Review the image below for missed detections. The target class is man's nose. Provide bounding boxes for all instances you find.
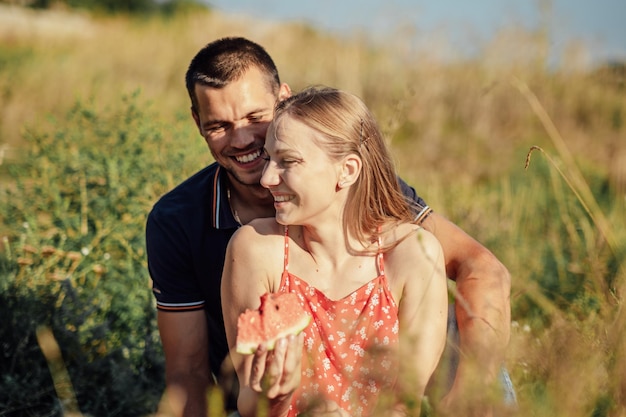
[229,122,254,148]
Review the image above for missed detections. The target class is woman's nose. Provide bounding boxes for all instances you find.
[260,161,279,188]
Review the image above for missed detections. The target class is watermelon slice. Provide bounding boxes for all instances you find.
[236,292,311,355]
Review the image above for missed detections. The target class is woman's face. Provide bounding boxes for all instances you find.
[261,115,343,226]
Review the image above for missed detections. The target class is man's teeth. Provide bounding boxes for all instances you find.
[275,195,294,202]
[235,150,261,163]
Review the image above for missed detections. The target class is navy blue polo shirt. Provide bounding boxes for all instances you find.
[146,163,239,376]
[146,161,431,378]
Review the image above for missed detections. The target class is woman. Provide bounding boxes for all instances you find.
[221,86,448,417]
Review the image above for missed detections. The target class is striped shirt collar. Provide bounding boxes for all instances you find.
[211,165,240,229]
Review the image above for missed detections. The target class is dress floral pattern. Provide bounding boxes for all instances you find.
[279,227,400,417]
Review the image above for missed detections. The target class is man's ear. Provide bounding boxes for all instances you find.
[191,107,202,134]
[278,83,292,101]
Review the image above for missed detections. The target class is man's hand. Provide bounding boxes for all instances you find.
[437,361,509,417]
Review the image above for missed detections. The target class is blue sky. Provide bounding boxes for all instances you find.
[203,0,626,66]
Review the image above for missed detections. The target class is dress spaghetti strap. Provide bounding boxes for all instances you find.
[283,225,290,272]
[376,234,385,277]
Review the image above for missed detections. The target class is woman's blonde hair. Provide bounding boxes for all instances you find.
[273,86,417,252]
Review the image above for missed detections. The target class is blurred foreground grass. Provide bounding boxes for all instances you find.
[0,3,625,416]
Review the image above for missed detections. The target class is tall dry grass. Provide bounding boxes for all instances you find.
[1,3,625,416]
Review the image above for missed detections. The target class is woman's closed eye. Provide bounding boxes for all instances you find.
[279,159,299,166]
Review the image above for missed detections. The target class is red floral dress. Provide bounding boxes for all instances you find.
[279,226,400,417]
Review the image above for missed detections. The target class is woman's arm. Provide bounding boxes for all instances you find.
[395,228,448,416]
[221,224,267,416]
[221,223,301,417]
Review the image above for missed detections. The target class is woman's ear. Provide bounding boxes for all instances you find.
[338,154,362,188]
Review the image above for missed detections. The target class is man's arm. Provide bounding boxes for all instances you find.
[158,310,211,417]
[421,212,511,413]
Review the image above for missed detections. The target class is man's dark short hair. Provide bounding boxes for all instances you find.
[185,37,281,113]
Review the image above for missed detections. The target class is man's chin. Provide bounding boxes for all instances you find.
[226,169,263,188]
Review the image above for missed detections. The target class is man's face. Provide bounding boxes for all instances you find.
[193,67,284,186]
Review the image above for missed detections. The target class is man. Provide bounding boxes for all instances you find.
[146,37,511,417]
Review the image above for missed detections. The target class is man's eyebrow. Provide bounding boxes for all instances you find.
[202,119,225,128]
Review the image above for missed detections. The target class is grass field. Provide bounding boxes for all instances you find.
[1,3,625,416]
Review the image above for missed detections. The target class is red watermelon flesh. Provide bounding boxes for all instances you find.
[236,292,311,355]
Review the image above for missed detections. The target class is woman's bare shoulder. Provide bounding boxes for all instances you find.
[388,222,439,249]
[231,218,283,241]
[225,219,285,287]
[385,223,443,269]
[229,217,284,255]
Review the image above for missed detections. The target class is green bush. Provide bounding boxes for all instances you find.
[0,93,191,416]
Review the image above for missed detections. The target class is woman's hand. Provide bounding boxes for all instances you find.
[249,333,304,399]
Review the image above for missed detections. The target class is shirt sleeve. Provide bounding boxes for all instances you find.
[397,177,433,225]
[146,206,205,312]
